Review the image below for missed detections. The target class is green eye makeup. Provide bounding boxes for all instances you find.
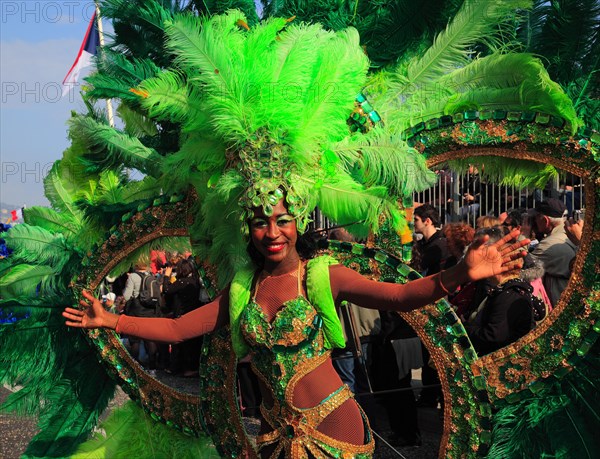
[250,218,268,228]
[276,216,294,226]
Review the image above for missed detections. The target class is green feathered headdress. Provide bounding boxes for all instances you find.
[132,10,436,283]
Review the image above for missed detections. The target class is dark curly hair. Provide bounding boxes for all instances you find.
[175,259,195,278]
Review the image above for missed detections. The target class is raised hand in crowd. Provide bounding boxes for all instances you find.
[564,218,583,247]
[457,228,528,284]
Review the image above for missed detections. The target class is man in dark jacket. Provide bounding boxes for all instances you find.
[412,204,448,408]
[413,204,449,275]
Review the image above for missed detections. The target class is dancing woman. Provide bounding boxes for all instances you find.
[64,196,526,458]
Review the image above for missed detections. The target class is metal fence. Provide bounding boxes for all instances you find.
[310,169,585,231]
[413,169,585,226]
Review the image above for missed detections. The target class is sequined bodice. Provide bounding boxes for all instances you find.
[240,294,328,402]
[235,261,375,458]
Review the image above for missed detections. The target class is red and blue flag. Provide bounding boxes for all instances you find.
[62,12,100,96]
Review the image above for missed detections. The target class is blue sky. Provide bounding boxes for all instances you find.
[0,1,263,214]
[1,1,107,209]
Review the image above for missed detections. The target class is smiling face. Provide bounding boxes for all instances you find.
[249,199,299,270]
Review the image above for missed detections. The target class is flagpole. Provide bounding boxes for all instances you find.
[95,2,115,128]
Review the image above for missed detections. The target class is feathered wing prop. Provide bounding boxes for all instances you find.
[0,140,123,457]
[0,222,117,458]
[360,0,582,188]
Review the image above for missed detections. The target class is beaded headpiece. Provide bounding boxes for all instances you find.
[235,128,310,231]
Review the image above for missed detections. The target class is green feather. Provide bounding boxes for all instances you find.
[158,134,228,195]
[448,157,558,189]
[0,264,56,297]
[305,170,403,238]
[70,116,163,176]
[73,401,219,459]
[117,103,159,137]
[43,162,85,219]
[0,293,111,452]
[137,70,208,130]
[164,12,250,141]
[399,0,531,93]
[3,224,74,270]
[288,27,369,155]
[95,48,161,82]
[23,371,115,458]
[23,206,82,239]
[1,319,117,458]
[86,72,145,102]
[328,128,437,197]
[120,176,163,203]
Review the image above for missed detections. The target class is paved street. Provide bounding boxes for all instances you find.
[1,376,441,459]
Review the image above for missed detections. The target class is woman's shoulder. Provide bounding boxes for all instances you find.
[307,254,339,267]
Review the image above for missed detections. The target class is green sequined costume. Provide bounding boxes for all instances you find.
[233,256,375,458]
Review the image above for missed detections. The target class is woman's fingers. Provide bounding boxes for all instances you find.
[501,250,528,265]
[499,240,529,256]
[499,259,524,273]
[64,307,83,316]
[494,229,528,252]
[82,289,97,303]
[79,299,91,308]
[62,308,85,327]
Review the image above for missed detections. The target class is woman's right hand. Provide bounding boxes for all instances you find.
[63,290,120,330]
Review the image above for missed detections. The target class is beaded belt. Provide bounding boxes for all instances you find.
[256,384,374,458]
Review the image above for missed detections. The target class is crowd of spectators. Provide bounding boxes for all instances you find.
[412,199,580,356]
[98,250,208,377]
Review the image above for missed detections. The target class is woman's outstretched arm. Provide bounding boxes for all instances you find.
[330,228,528,312]
[63,288,229,343]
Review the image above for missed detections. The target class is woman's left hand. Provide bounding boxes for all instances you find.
[461,228,529,283]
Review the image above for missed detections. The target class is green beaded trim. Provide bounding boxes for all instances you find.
[74,196,207,438]
[347,92,383,133]
[402,111,598,170]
